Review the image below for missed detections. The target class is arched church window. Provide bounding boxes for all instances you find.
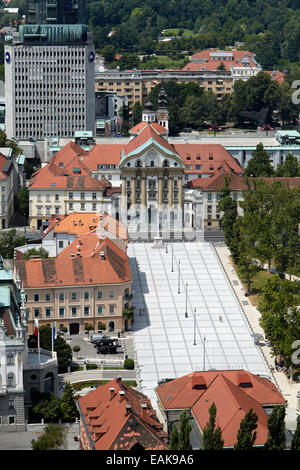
[135,160,141,167]
[162,160,169,167]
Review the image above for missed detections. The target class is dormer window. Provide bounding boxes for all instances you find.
[73,168,81,174]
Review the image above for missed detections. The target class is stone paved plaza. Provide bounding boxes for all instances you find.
[128,241,271,407]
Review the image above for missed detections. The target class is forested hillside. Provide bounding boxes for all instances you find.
[86,0,300,69]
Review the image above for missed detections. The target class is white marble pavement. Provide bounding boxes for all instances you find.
[128,241,270,408]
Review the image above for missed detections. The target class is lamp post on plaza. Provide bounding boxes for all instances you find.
[178,260,181,294]
[185,282,188,318]
[165,243,168,253]
[193,308,196,345]
[171,239,174,272]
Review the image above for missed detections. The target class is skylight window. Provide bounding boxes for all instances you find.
[50,183,56,187]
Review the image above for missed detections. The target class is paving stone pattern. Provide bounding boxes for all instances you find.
[128,241,270,408]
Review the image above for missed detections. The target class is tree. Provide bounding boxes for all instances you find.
[101,44,116,64]
[132,101,142,126]
[39,326,72,373]
[168,424,179,450]
[31,423,67,450]
[0,229,26,259]
[177,410,192,450]
[218,175,239,249]
[291,415,300,450]
[234,408,258,450]
[275,153,300,177]
[84,323,93,338]
[60,382,78,422]
[264,405,286,450]
[32,393,62,422]
[202,402,224,450]
[23,247,49,260]
[244,143,274,177]
[16,187,29,219]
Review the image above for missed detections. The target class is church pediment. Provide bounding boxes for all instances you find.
[120,139,184,169]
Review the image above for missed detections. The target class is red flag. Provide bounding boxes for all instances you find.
[34,318,39,348]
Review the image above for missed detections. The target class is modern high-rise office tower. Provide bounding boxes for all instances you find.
[5,0,95,140]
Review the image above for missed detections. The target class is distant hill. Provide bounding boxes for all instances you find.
[86,0,300,68]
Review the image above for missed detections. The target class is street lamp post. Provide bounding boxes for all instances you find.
[171,240,174,272]
[185,282,188,318]
[203,336,206,371]
[193,308,196,345]
[178,260,181,294]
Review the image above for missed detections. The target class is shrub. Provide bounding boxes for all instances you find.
[86,363,98,370]
[124,358,134,370]
[72,345,80,352]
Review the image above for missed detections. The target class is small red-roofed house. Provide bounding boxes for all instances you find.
[156,370,286,449]
[77,377,168,450]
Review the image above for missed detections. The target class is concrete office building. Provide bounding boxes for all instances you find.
[5,0,95,141]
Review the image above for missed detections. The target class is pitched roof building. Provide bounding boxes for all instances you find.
[156,370,286,449]
[78,376,168,450]
[14,236,133,335]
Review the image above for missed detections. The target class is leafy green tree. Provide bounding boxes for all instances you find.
[177,410,192,450]
[101,44,116,64]
[264,405,286,450]
[16,187,29,219]
[202,402,224,450]
[0,229,26,259]
[168,424,179,450]
[244,143,274,177]
[23,247,49,260]
[291,415,300,450]
[39,326,72,373]
[61,382,78,422]
[32,393,62,422]
[275,153,300,177]
[234,408,258,450]
[31,424,67,450]
[132,101,142,126]
[218,176,239,250]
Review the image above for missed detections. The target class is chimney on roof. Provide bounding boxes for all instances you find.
[100,251,105,261]
[55,218,60,224]
[76,252,81,257]
[70,253,75,259]
[116,376,122,383]
[191,374,207,390]
[119,390,125,402]
[125,405,132,416]
[109,387,115,400]
[141,403,148,421]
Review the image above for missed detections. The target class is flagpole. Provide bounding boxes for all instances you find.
[38,328,40,364]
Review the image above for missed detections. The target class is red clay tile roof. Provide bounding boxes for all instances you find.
[52,212,128,242]
[78,378,167,450]
[0,153,9,179]
[123,123,177,157]
[264,71,285,84]
[156,370,286,448]
[174,144,243,176]
[29,158,109,191]
[129,122,168,136]
[183,50,259,72]
[84,144,124,168]
[188,161,247,190]
[15,237,131,288]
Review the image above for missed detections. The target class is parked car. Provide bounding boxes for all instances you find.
[91,334,106,343]
[97,344,117,354]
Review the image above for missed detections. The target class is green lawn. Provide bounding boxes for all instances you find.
[162,28,194,37]
[72,380,137,391]
[230,258,275,306]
